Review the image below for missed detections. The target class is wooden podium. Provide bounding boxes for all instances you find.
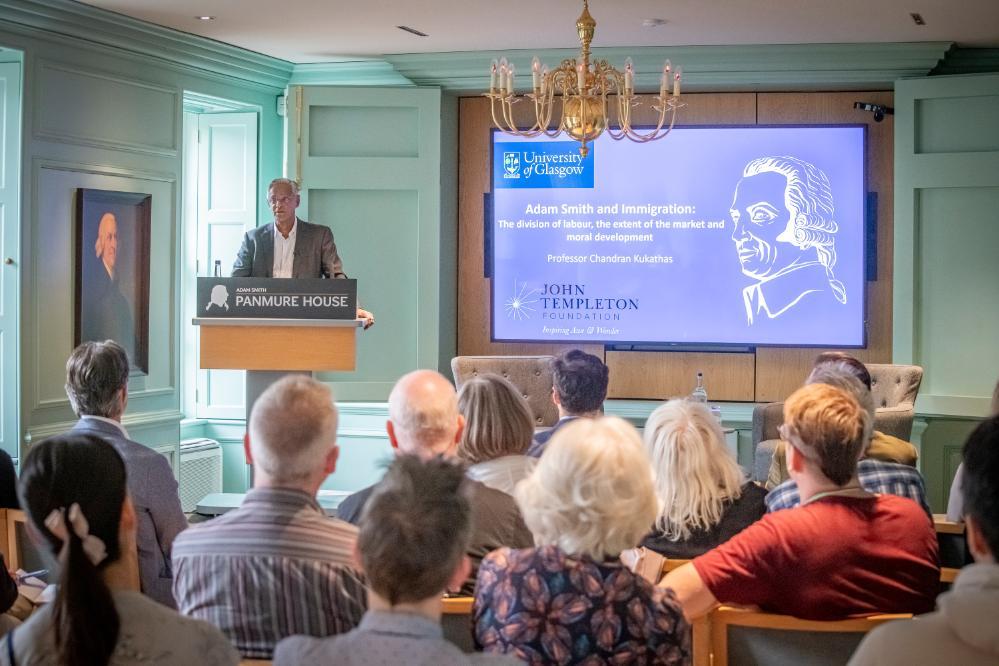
[194,276,361,422]
[194,317,361,371]
[193,317,363,422]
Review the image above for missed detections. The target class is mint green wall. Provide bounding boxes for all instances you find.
[895,72,999,512]
[291,85,444,400]
[438,92,460,373]
[0,1,288,462]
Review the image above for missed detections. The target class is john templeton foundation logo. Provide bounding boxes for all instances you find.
[505,281,639,322]
[504,280,540,320]
[503,152,521,179]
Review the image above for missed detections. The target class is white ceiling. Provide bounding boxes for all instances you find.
[79,0,999,64]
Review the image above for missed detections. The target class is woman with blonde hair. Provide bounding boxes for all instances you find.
[641,399,766,559]
[456,373,536,495]
[473,417,689,664]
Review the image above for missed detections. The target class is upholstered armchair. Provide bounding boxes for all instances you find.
[750,364,924,483]
[752,403,785,483]
[866,363,924,441]
[450,355,558,428]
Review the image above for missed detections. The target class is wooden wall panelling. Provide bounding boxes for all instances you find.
[606,351,756,401]
[753,92,894,401]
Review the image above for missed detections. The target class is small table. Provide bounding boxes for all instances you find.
[194,490,352,518]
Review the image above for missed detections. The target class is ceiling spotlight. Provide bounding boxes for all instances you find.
[642,18,668,28]
[195,15,216,21]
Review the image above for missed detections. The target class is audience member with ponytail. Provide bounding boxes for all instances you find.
[0,434,237,666]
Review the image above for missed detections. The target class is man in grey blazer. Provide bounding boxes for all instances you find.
[65,340,187,608]
[232,177,374,328]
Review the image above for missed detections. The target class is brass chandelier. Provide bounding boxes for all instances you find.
[486,0,682,157]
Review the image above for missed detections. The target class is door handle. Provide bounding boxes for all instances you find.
[4,258,12,265]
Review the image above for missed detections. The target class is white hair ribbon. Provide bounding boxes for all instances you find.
[43,503,108,566]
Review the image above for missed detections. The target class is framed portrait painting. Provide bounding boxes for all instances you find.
[74,188,151,374]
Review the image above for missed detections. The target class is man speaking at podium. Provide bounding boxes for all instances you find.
[232,177,375,329]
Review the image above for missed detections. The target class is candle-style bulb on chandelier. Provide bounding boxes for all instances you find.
[486,0,683,157]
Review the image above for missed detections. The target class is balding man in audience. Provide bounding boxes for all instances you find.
[172,376,366,659]
[337,370,533,594]
[850,415,999,665]
[661,382,939,621]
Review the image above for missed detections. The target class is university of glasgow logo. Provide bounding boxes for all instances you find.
[503,152,521,179]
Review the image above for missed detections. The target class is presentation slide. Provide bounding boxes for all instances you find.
[491,126,867,347]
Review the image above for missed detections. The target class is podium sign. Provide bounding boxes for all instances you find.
[196,277,356,320]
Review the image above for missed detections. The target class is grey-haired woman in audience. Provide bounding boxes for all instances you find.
[0,434,237,666]
[473,417,689,664]
[640,400,766,559]
[457,374,536,496]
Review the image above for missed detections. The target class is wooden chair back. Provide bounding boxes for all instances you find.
[4,509,45,572]
[661,558,691,575]
[704,607,911,666]
[441,596,475,653]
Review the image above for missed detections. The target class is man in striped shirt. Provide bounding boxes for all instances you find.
[172,376,365,658]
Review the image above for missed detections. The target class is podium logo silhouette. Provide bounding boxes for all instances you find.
[206,284,230,311]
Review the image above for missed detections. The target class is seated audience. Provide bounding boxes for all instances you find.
[65,340,186,608]
[457,373,536,495]
[275,456,516,665]
[337,370,532,594]
[475,417,690,664]
[661,383,939,621]
[527,349,609,457]
[641,400,766,559]
[766,364,931,516]
[172,376,365,658]
[946,378,999,521]
[2,434,237,665]
[850,415,999,665]
[767,351,918,488]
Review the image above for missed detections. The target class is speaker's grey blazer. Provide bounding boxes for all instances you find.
[231,219,346,279]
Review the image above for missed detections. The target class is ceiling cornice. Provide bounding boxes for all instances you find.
[386,43,954,92]
[288,61,413,87]
[933,47,999,75]
[0,0,294,90]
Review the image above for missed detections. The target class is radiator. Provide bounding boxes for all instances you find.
[178,438,222,513]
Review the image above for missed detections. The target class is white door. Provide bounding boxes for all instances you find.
[195,112,258,419]
[0,62,21,464]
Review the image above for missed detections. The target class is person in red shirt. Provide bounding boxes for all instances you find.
[660,382,939,621]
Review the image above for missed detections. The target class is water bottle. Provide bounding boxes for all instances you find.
[691,371,708,404]
[213,259,222,277]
